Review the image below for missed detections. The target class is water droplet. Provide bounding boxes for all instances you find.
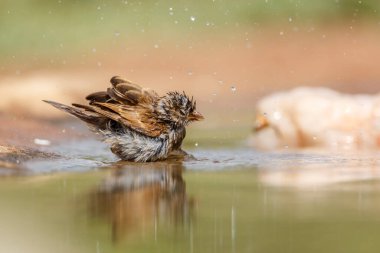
[114,31,121,37]
[288,17,292,22]
[154,44,159,49]
[97,61,102,67]
[190,16,196,22]
[188,71,193,75]
[169,7,173,11]
[34,138,51,146]
[194,142,199,147]
[279,31,284,36]
[230,86,237,93]
[97,6,101,10]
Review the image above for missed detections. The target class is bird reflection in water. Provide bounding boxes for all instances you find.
[88,160,194,243]
[258,154,380,188]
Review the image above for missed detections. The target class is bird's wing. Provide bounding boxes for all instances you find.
[80,76,167,137]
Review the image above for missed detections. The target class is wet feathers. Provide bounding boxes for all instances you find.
[44,76,203,162]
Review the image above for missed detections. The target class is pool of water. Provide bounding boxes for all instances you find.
[1,139,380,253]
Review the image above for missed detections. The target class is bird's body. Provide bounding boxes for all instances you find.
[250,87,380,150]
[102,123,186,162]
[44,76,203,162]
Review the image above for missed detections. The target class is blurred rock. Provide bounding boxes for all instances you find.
[250,87,380,150]
[0,145,59,172]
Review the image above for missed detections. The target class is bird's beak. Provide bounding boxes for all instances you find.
[188,111,204,121]
[254,114,269,132]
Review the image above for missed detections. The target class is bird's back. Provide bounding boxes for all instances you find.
[44,76,174,161]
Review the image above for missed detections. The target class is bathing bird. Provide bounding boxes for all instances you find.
[44,76,204,162]
[250,87,380,150]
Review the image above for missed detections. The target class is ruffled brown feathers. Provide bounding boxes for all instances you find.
[45,76,168,137]
[43,76,204,162]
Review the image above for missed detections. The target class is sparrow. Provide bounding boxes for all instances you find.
[44,76,204,162]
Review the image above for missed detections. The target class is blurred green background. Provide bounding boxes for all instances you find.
[1,0,380,59]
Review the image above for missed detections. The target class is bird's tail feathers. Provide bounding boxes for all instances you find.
[43,100,100,125]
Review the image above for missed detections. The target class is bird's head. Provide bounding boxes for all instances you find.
[156,92,204,128]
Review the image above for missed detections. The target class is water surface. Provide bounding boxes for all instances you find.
[1,139,380,253]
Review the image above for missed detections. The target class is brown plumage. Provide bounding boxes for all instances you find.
[44,76,204,162]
